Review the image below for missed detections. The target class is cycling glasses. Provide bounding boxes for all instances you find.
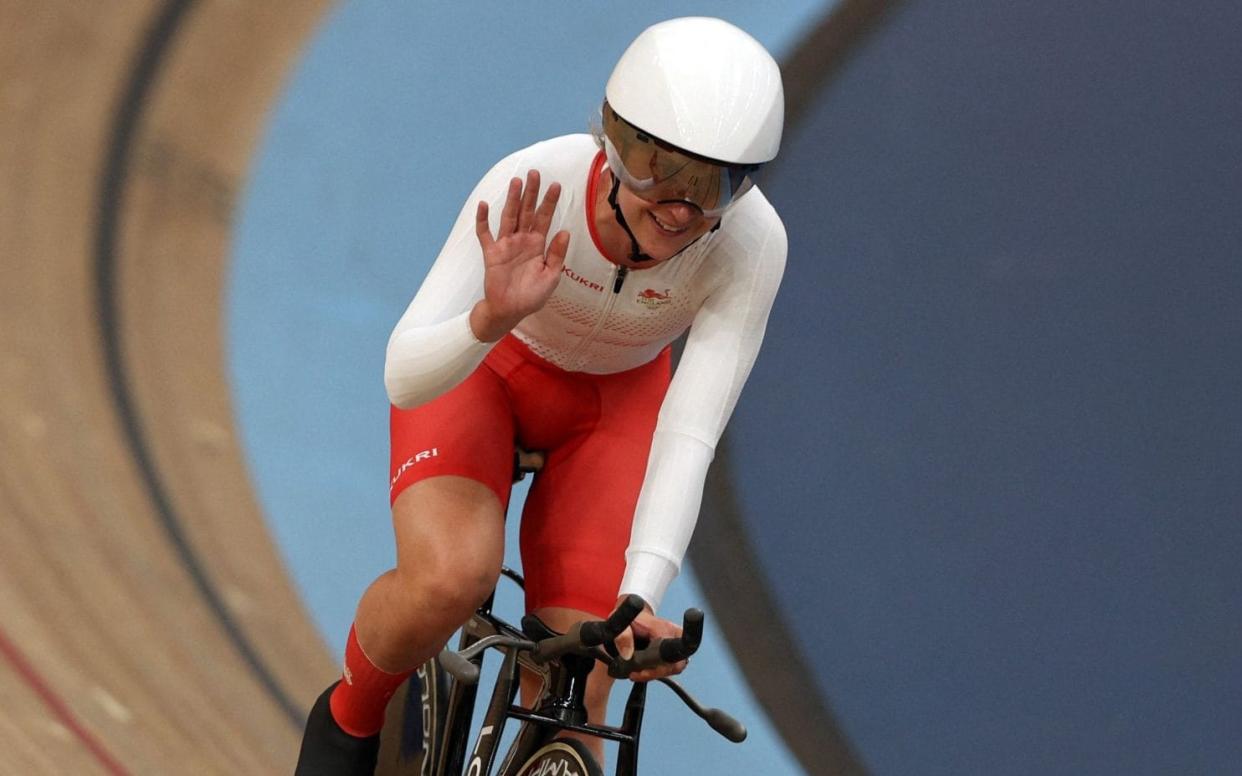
[601,102,760,218]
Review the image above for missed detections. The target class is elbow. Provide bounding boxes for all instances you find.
[387,389,415,411]
[384,361,419,409]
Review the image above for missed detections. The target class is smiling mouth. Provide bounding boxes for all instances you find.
[648,211,690,236]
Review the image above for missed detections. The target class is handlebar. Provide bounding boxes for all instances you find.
[435,596,746,742]
[528,594,646,664]
[606,607,703,678]
[435,646,480,685]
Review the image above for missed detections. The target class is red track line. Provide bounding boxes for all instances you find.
[0,625,131,776]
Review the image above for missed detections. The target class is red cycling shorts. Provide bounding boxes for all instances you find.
[389,334,671,618]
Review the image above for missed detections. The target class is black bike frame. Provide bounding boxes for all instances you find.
[429,584,652,775]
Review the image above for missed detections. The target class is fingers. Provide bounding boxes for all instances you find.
[498,175,522,236]
[544,230,570,272]
[616,626,635,660]
[616,611,691,681]
[480,171,564,261]
[630,659,688,683]
[519,170,540,231]
[632,611,681,642]
[533,181,561,235]
[498,171,560,235]
[474,201,494,250]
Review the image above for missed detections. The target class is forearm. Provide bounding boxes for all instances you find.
[384,310,493,408]
[617,245,783,608]
[619,429,715,612]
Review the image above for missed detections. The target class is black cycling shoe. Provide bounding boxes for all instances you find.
[294,681,381,776]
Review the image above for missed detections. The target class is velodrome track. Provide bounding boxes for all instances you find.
[1,2,334,771]
[1,2,892,773]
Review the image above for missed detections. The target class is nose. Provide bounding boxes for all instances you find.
[656,201,700,224]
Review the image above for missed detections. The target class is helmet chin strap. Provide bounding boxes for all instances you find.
[605,173,718,265]
[606,173,658,264]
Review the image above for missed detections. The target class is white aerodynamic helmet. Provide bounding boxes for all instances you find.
[605,16,785,166]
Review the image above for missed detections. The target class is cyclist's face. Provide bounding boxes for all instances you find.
[612,173,720,262]
[602,103,756,218]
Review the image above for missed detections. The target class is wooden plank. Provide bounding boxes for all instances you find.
[110,0,339,719]
[1,1,336,771]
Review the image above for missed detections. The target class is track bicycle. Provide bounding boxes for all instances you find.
[374,452,747,775]
[377,579,746,776]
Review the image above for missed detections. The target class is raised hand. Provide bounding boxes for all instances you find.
[469,170,570,342]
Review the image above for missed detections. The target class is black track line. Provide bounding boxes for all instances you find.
[93,0,303,729]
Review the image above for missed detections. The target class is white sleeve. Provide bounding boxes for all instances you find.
[384,151,529,409]
[619,214,788,612]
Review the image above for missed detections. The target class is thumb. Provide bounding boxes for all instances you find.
[545,230,570,271]
[615,625,635,660]
[628,615,655,642]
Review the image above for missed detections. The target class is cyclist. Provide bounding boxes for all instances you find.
[297,16,787,775]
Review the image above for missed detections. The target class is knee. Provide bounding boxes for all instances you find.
[424,555,500,616]
[386,476,506,628]
[397,550,499,624]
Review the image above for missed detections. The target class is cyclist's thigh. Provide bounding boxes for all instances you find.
[389,361,515,574]
[391,478,506,584]
[519,349,672,618]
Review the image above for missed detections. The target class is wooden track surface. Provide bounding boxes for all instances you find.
[2,1,337,772]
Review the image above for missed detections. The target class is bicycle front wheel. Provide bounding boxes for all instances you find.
[375,657,449,776]
[510,739,603,776]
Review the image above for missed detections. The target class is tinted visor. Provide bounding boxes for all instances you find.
[602,102,759,218]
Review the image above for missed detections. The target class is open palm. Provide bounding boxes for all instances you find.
[472,170,569,341]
